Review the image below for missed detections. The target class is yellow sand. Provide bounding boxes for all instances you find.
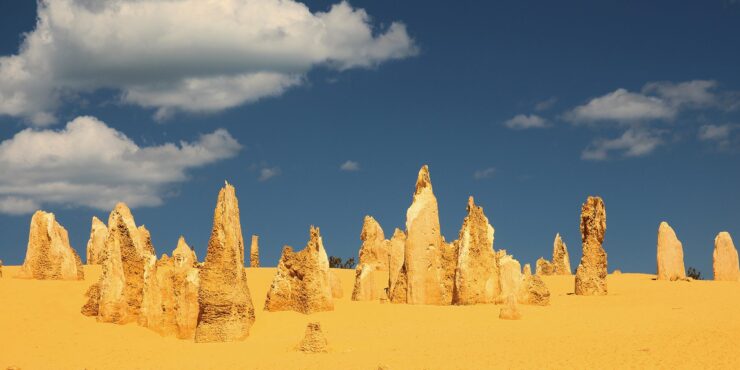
[1,266,739,369]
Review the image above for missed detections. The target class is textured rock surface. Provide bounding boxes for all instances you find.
[499,294,522,320]
[656,222,686,281]
[575,196,608,295]
[552,233,572,275]
[518,269,550,306]
[86,217,108,265]
[264,226,334,314]
[358,216,390,270]
[402,165,445,305]
[155,237,200,339]
[351,263,377,301]
[452,197,499,305]
[536,258,554,276]
[522,264,532,276]
[387,228,406,299]
[195,183,255,342]
[296,322,328,353]
[83,203,156,324]
[18,210,84,280]
[250,234,260,268]
[713,232,739,281]
[440,238,459,305]
[497,252,522,301]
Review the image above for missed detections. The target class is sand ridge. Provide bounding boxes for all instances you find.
[2,265,740,369]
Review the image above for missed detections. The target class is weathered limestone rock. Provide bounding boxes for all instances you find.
[250,234,260,268]
[358,216,390,270]
[329,270,343,298]
[401,165,445,305]
[552,233,572,275]
[574,196,608,295]
[713,232,739,281]
[296,322,328,353]
[195,182,256,342]
[18,210,84,280]
[536,234,571,276]
[498,294,522,320]
[84,203,156,324]
[264,226,334,314]
[440,238,459,305]
[497,251,522,301]
[86,217,108,265]
[452,197,499,305]
[387,228,406,299]
[155,237,200,339]
[518,268,550,306]
[656,222,686,281]
[522,264,532,276]
[536,257,554,275]
[351,263,377,301]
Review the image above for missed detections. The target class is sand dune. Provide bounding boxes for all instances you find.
[1,265,740,369]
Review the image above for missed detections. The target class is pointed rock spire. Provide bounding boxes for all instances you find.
[552,233,572,275]
[713,232,739,281]
[18,210,84,280]
[575,196,608,295]
[452,196,499,305]
[86,216,108,265]
[387,228,406,299]
[250,234,260,268]
[195,183,255,342]
[656,222,686,281]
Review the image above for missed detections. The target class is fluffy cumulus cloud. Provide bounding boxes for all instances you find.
[0,115,241,214]
[581,128,663,161]
[339,160,360,171]
[504,114,549,130]
[566,80,718,124]
[0,0,417,124]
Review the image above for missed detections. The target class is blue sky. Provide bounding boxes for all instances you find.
[0,0,738,278]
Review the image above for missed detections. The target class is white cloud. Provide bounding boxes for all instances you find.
[340,160,360,171]
[473,167,496,180]
[581,128,663,160]
[0,115,241,214]
[698,124,733,142]
[0,0,417,124]
[566,80,718,124]
[258,167,281,181]
[535,97,557,111]
[504,114,549,130]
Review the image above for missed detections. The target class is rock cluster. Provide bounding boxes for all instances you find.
[250,234,260,268]
[82,203,200,339]
[574,196,608,295]
[18,210,84,280]
[351,216,392,301]
[296,322,329,353]
[385,166,549,307]
[195,182,255,342]
[536,234,571,276]
[264,226,334,314]
[656,222,686,281]
[518,267,550,305]
[713,232,739,281]
[86,216,108,265]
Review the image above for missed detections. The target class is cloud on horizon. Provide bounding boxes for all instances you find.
[0,0,418,124]
[581,128,663,161]
[0,116,241,214]
[340,160,360,171]
[504,114,549,130]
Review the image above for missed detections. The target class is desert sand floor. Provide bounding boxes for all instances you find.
[1,266,740,370]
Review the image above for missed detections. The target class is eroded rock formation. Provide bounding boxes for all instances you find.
[536,234,571,276]
[351,263,378,301]
[452,197,499,305]
[250,234,260,268]
[18,210,84,280]
[195,182,255,342]
[397,165,445,305]
[86,216,108,265]
[574,196,608,295]
[536,257,553,275]
[387,228,406,299]
[518,268,550,306]
[656,222,686,281]
[497,251,522,301]
[329,270,343,298]
[296,322,328,353]
[264,226,334,314]
[358,216,390,270]
[713,232,739,281]
[498,294,522,320]
[155,237,200,339]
